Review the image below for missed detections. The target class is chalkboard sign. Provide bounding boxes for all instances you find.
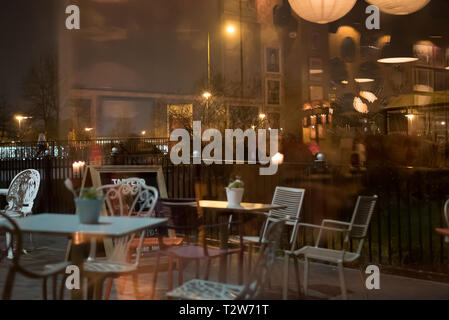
[89,165,168,198]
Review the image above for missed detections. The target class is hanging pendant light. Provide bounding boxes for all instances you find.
[366,0,430,15]
[377,37,418,64]
[288,0,357,24]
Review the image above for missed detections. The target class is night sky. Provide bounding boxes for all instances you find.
[1,0,449,109]
[0,0,57,109]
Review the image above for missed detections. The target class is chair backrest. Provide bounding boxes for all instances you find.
[261,187,305,249]
[348,195,378,240]
[237,220,284,300]
[0,211,45,282]
[98,182,158,217]
[346,195,377,256]
[160,198,202,243]
[6,169,40,216]
[96,181,158,265]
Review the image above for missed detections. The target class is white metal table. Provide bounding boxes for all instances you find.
[7,213,168,300]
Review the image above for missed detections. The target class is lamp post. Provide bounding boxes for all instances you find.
[225,0,244,98]
[239,0,244,98]
[15,115,32,140]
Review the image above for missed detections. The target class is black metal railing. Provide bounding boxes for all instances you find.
[1,154,449,276]
[0,137,169,160]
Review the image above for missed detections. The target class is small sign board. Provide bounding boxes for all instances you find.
[89,165,168,198]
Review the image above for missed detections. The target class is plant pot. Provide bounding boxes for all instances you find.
[226,188,244,206]
[75,198,103,224]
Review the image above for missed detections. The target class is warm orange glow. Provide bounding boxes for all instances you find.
[378,57,419,64]
[259,113,266,120]
[405,114,415,120]
[226,24,236,35]
[341,80,349,85]
[360,91,378,103]
[271,152,284,165]
[141,131,147,136]
[353,97,369,114]
[355,78,375,83]
[378,35,391,48]
[85,128,94,132]
[202,91,212,99]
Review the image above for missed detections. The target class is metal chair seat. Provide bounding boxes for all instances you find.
[166,245,240,259]
[167,279,244,300]
[293,246,360,263]
[41,262,72,277]
[129,237,183,249]
[228,235,260,244]
[0,210,23,218]
[83,260,137,275]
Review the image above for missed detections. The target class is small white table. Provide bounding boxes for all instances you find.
[7,214,168,300]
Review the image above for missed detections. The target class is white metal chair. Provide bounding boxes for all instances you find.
[1,169,40,259]
[81,182,158,299]
[229,187,305,291]
[166,220,285,300]
[287,195,377,300]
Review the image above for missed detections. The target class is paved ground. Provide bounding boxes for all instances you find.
[1,234,449,300]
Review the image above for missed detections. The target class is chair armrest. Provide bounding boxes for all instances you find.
[298,222,350,233]
[322,219,351,227]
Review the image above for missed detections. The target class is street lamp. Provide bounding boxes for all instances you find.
[202,91,212,100]
[15,115,32,138]
[226,24,236,35]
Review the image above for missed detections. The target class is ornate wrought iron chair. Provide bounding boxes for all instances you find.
[165,220,285,300]
[0,211,70,300]
[81,182,159,300]
[1,169,40,259]
[287,195,377,300]
[102,178,183,299]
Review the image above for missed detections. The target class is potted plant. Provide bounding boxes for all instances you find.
[75,187,103,224]
[226,177,245,206]
[65,179,103,224]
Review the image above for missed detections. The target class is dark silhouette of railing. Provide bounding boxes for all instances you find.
[0,153,448,278]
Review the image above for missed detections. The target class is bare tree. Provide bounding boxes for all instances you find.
[22,55,59,138]
[0,95,14,141]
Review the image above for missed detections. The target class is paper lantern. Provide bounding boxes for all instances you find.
[366,0,430,15]
[353,97,369,114]
[288,0,357,24]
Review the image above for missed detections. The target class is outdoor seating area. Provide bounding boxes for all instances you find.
[2,0,449,307]
[0,167,384,300]
[0,165,448,301]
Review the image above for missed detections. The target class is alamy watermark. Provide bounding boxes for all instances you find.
[169,121,280,176]
[365,265,381,290]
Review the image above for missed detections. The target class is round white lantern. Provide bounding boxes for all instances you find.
[288,0,357,24]
[366,0,430,15]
